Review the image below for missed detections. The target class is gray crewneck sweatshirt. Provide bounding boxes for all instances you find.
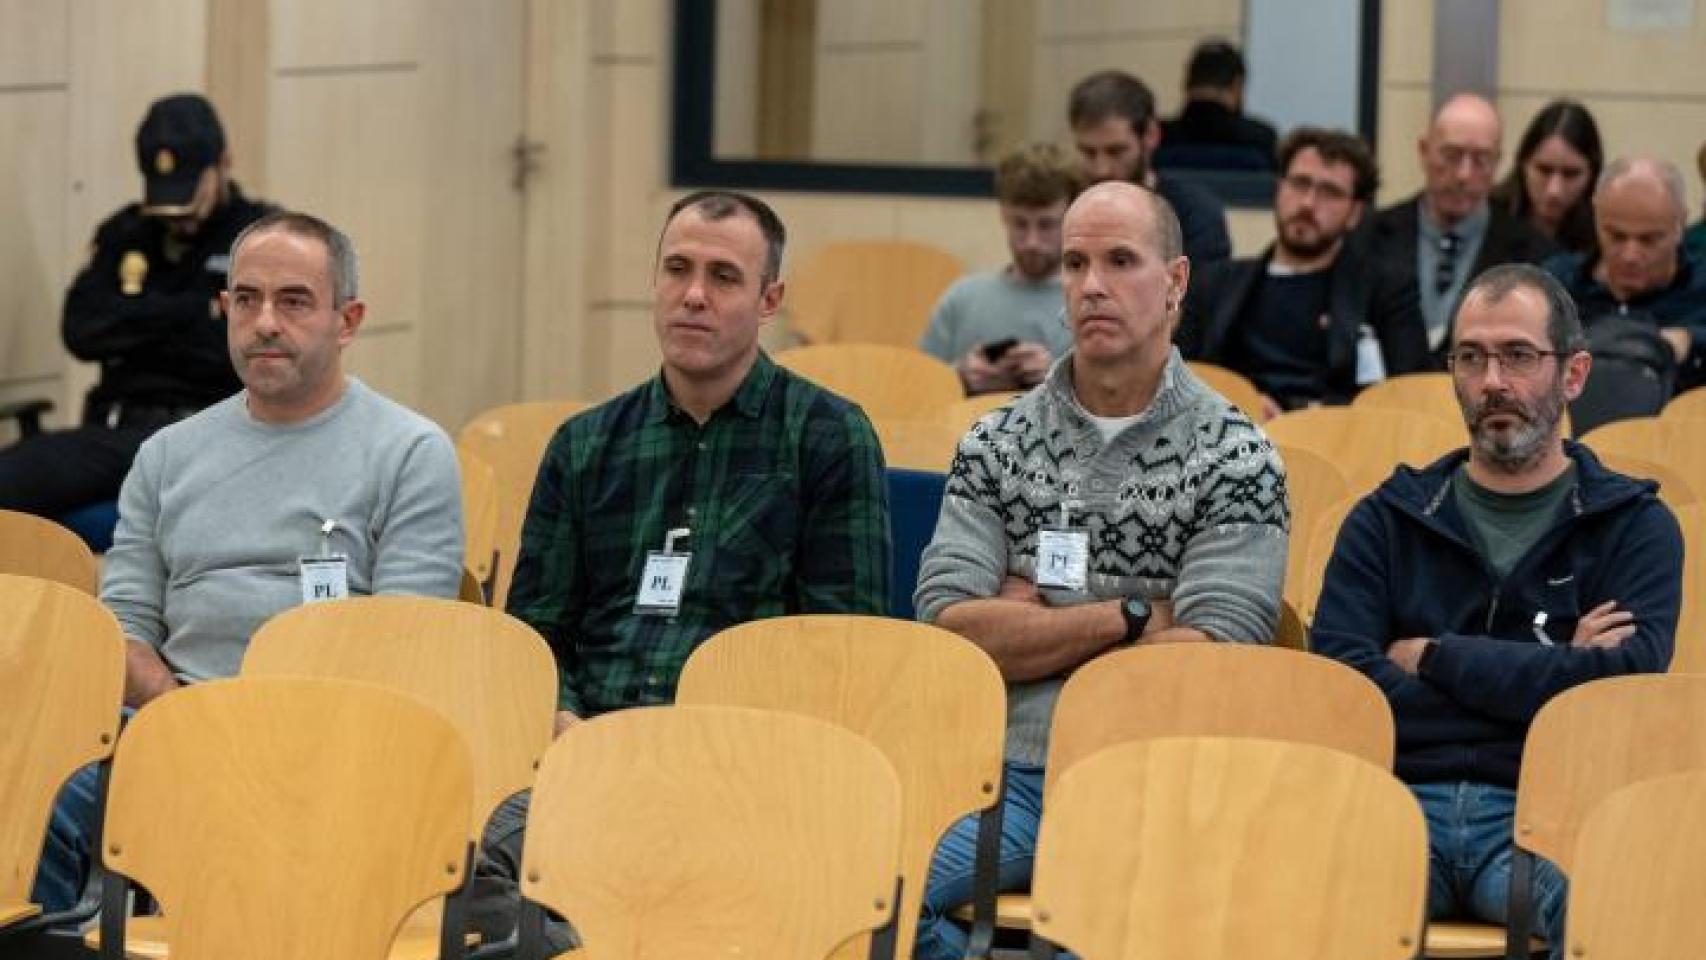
[102,378,465,682]
[915,349,1289,764]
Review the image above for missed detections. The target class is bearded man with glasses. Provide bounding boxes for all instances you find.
[1312,263,1682,960]
[1179,127,1428,419]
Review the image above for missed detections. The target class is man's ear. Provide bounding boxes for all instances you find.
[1562,349,1592,402]
[758,279,784,322]
[337,298,366,347]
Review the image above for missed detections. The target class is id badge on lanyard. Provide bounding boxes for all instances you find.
[635,527,692,617]
[1035,501,1089,592]
[299,518,349,604]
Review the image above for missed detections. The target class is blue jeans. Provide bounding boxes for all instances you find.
[913,762,1043,960]
[1412,782,1567,960]
[31,762,104,914]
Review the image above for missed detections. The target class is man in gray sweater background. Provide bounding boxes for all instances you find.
[910,181,1288,960]
[32,209,463,915]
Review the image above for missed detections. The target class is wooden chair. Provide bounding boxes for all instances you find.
[1262,406,1461,495]
[518,704,903,960]
[456,400,587,607]
[676,615,1007,960]
[0,509,100,594]
[1275,445,1351,616]
[967,642,1394,934]
[1356,372,1575,438]
[1297,494,1364,624]
[1660,386,1706,422]
[1186,361,1267,421]
[1594,451,1698,509]
[940,392,1023,434]
[776,344,964,420]
[97,676,473,960]
[0,575,125,932]
[1566,769,1706,960]
[1579,415,1706,481]
[1458,673,1706,960]
[785,240,964,347]
[870,417,965,472]
[1031,736,1427,960]
[1274,598,1309,651]
[97,597,556,960]
[457,447,501,601]
[1670,503,1706,674]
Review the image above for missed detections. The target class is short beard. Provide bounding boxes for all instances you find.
[1274,217,1342,263]
[1464,383,1566,474]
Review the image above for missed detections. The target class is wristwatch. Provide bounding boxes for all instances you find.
[1120,596,1152,645]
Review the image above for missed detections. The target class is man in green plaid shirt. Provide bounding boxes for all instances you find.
[469,190,890,948]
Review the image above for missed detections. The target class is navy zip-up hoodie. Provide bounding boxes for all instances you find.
[1311,441,1682,788]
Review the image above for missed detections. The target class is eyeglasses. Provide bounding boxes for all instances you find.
[1280,174,1353,203]
[1435,145,1499,172]
[1446,345,1561,377]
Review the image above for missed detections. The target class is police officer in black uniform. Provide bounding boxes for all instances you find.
[0,92,273,517]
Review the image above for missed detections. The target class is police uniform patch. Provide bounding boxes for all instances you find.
[120,250,148,295]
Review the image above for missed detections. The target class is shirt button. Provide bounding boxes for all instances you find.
[647,674,662,686]
[687,506,698,517]
[697,442,707,451]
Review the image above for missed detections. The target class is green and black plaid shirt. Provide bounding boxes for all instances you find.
[507,351,891,714]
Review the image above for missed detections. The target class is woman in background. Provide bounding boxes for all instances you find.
[1493,99,1603,253]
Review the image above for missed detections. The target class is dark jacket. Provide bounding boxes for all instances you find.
[62,183,274,419]
[1362,195,1557,364]
[1158,100,1278,171]
[1545,249,1706,390]
[1178,242,1430,406]
[1311,443,1681,789]
[1155,172,1231,265]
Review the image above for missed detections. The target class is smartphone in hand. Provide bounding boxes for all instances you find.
[981,338,1019,362]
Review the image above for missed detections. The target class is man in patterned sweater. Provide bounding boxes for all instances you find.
[910,181,1289,960]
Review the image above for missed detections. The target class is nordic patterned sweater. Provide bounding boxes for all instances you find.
[915,348,1290,764]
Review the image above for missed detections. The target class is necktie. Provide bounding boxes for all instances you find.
[1435,231,1460,297]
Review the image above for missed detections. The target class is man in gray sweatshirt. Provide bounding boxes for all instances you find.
[31,210,463,916]
[911,181,1288,960]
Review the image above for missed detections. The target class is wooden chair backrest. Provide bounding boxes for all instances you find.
[1275,445,1351,614]
[1595,451,1699,509]
[1353,372,1458,417]
[1567,769,1706,960]
[870,417,965,473]
[521,705,902,960]
[776,344,964,420]
[456,400,587,606]
[1514,673,1706,871]
[1031,736,1426,960]
[677,616,1006,960]
[1299,494,1365,623]
[1670,503,1706,674]
[1580,415,1706,481]
[101,676,472,960]
[0,509,99,594]
[1045,643,1394,794]
[1261,406,1461,494]
[0,575,124,916]
[786,240,964,347]
[244,595,556,831]
[1660,387,1706,423]
[940,392,1022,435]
[1186,362,1266,422]
[457,447,501,587]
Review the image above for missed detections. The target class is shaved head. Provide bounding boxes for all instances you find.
[1418,93,1503,225]
[1431,93,1502,142]
[1066,181,1183,262]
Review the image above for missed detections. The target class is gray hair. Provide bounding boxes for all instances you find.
[1458,263,1586,355]
[229,210,360,306]
[1597,156,1689,227]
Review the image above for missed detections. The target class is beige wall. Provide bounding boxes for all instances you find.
[4,0,1703,433]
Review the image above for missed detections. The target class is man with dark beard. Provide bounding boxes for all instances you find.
[1311,263,1681,960]
[1179,128,1427,419]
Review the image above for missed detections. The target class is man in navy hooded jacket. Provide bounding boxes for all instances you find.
[1312,263,1681,959]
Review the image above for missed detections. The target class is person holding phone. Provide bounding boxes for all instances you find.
[921,143,1083,394]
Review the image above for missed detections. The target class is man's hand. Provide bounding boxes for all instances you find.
[1257,393,1283,423]
[998,574,1045,605]
[1001,343,1054,388]
[1662,327,1693,365]
[958,345,1015,394]
[552,709,582,738]
[1573,601,1636,649]
[124,637,181,708]
[1387,637,1433,675]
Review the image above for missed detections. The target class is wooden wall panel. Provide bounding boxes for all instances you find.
[0,0,68,87]
[0,92,70,427]
[270,0,417,71]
